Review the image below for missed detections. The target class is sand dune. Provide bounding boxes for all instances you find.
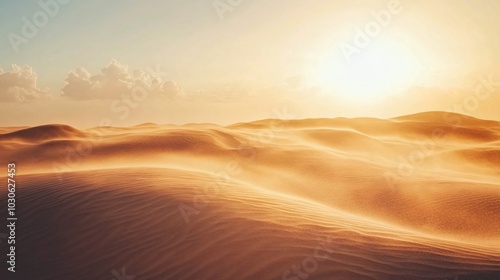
[0,124,87,143]
[1,112,499,279]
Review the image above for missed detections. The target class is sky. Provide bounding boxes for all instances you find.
[0,0,499,127]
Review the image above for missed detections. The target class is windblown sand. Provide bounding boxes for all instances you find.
[1,112,499,280]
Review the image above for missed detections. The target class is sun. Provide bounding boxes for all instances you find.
[312,38,421,100]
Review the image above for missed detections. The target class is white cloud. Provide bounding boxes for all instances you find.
[0,65,49,102]
[61,60,181,100]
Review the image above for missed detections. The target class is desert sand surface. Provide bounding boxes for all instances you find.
[1,111,500,280]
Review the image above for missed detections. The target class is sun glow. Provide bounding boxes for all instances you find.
[313,38,421,100]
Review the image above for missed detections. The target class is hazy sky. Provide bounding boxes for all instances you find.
[0,0,499,127]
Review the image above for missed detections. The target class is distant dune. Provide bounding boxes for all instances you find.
[1,112,499,280]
